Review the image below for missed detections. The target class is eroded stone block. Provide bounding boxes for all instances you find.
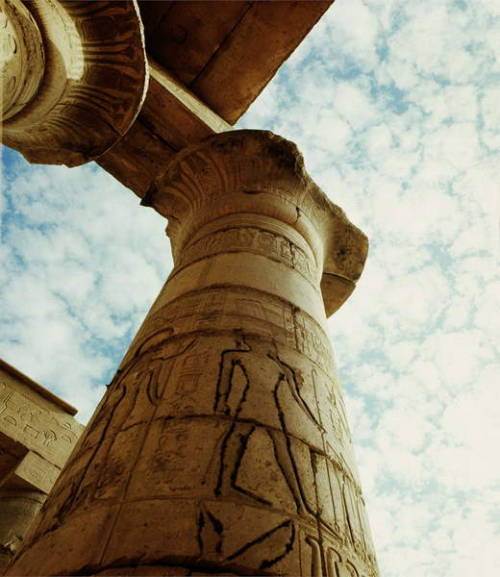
[0,359,83,570]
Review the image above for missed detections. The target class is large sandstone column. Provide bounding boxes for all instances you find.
[8,131,378,577]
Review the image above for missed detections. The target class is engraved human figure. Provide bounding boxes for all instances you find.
[56,328,195,516]
[214,333,323,514]
[198,502,296,572]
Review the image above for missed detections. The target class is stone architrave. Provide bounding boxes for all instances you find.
[8,130,378,577]
[0,359,84,570]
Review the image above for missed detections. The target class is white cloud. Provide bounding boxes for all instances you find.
[1,160,167,419]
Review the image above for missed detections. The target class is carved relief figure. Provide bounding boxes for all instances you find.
[198,503,296,573]
[0,381,78,453]
[56,329,196,517]
[214,333,323,515]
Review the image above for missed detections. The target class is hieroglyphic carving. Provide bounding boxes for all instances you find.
[13,318,373,575]
[312,369,349,445]
[293,306,334,375]
[124,286,335,378]
[177,226,318,286]
[1,0,148,166]
[0,361,84,572]
[343,479,378,570]
[29,326,376,574]
[302,532,374,577]
[199,501,297,574]
[46,335,197,520]
[214,335,322,515]
[0,381,79,467]
[326,546,342,577]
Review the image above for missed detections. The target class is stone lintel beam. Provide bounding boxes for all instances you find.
[0,359,84,475]
[144,130,368,317]
[4,451,61,495]
[139,0,333,125]
[146,59,231,145]
[97,59,230,197]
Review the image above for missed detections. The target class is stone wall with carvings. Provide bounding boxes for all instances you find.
[0,359,84,570]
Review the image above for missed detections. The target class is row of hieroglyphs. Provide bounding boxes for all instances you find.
[126,286,334,376]
[118,287,357,477]
[305,533,377,577]
[0,381,79,462]
[176,226,318,287]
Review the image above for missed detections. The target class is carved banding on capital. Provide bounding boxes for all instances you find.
[322,212,368,316]
[1,0,148,167]
[0,0,45,121]
[145,130,368,316]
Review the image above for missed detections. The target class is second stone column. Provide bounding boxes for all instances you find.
[8,130,377,577]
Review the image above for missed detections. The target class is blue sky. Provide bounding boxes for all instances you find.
[1,1,499,576]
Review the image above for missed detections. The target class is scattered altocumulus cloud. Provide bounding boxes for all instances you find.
[1,159,168,416]
[1,1,499,576]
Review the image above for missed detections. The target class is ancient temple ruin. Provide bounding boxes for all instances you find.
[1,1,378,575]
[0,359,84,569]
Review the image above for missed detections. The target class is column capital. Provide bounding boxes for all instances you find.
[144,129,368,315]
[1,0,147,167]
[0,0,45,122]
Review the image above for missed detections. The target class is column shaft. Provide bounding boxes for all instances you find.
[0,489,46,572]
[8,131,377,577]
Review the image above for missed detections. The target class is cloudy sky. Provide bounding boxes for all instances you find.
[1,1,499,575]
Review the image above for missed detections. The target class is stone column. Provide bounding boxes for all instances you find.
[8,131,378,577]
[0,0,147,166]
[0,490,46,572]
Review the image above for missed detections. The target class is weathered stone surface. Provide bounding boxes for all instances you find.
[1,0,148,166]
[139,1,332,124]
[0,359,84,571]
[8,131,376,577]
[0,489,45,572]
[1,0,332,197]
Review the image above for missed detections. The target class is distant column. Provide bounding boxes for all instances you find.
[0,490,45,571]
[8,130,378,577]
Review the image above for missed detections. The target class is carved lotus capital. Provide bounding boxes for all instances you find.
[145,130,368,316]
[1,0,148,166]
